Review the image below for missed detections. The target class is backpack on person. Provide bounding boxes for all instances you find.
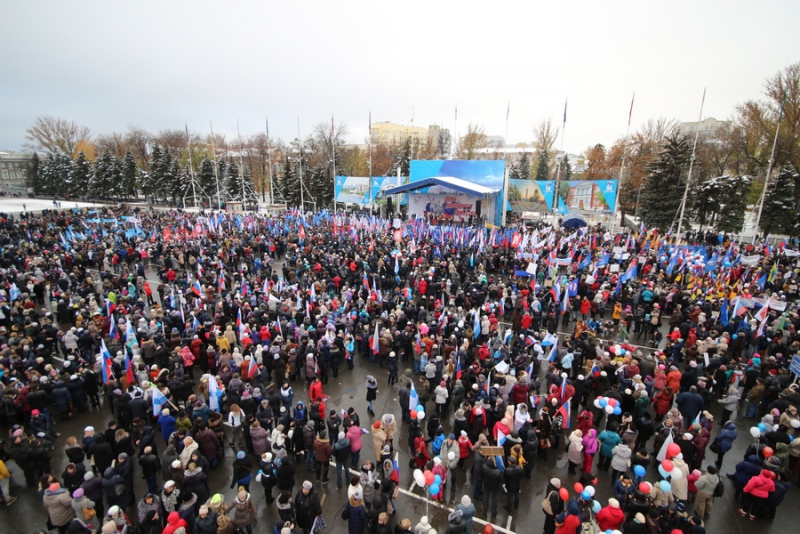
[713,480,725,498]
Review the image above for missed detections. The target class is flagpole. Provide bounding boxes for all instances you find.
[236,119,246,209]
[266,118,274,206]
[209,121,222,210]
[369,111,374,215]
[185,124,198,208]
[298,116,304,210]
[753,91,784,242]
[615,92,634,227]
[332,114,337,214]
[453,104,458,160]
[504,101,510,162]
[676,88,706,236]
[553,98,567,218]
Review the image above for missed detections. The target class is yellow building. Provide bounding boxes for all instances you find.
[370,121,430,145]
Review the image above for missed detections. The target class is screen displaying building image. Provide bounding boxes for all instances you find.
[563,180,613,211]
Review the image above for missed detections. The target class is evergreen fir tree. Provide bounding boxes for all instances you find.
[198,157,217,205]
[535,150,550,181]
[225,159,241,201]
[216,159,228,205]
[49,153,72,197]
[143,145,164,201]
[241,167,258,205]
[91,150,114,198]
[26,152,42,194]
[398,138,411,177]
[563,154,572,180]
[519,152,531,180]
[715,175,751,234]
[165,154,180,205]
[281,156,298,207]
[639,134,691,231]
[760,164,798,236]
[109,154,124,199]
[70,151,93,199]
[121,148,139,199]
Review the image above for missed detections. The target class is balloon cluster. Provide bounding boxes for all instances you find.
[573,483,601,514]
[413,468,440,496]
[410,404,425,421]
[651,442,683,493]
[594,396,622,416]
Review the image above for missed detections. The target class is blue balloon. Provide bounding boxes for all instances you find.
[613,406,622,416]
[416,405,424,413]
[606,530,613,534]
[581,490,591,500]
[658,465,669,478]
[429,483,439,495]
[592,500,602,513]
[434,474,442,485]
[620,349,626,355]
[757,423,767,432]
[659,480,671,492]
[723,261,732,268]
[634,465,646,477]
[789,435,794,442]
[598,398,608,408]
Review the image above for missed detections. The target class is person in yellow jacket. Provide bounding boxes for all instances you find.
[0,459,17,505]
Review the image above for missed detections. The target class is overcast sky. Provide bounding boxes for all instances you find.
[2,1,799,156]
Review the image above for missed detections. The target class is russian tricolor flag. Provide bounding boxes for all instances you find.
[192,280,202,296]
[100,340,114,385]
[371,323,380,355]
[390,452,400,484]
[557,400,571,429]
[495,430,506,472]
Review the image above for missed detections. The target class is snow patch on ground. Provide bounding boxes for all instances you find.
[0,197,109,214]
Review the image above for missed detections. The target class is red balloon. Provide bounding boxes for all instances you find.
[638,482,651,494]
[763,446,774,458]
[410,410,418,419]
[661,460,674,472]
[559,488,570,501]
[667,443,681,458]
[424,470,434,485]
[573,482,584,493]
[608,398,618,407]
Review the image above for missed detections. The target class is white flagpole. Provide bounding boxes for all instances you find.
[236,119,246,209]
[753,90,784,242]
[369,111,374,215]
[676,88,706,235]
[267,118,274,205]
[209,121,222,210]
[615,92,635,224]
[298,116,304,210]
[553,98,567,217]
[332,114,337,214]
[185,123,198,208]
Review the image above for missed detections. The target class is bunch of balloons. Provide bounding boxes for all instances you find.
[410,405,425,421]
[573,483,600,511]
[594,396,622,416]
[413,468,440,496]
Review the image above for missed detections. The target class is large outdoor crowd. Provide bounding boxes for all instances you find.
[0,205,799,534]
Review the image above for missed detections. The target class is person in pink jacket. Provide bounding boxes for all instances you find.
[739,469,776,520]
[581,429,599,474]
[346,423,363,469]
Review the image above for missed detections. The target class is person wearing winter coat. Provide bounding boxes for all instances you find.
[102,466,131,509]
[163,511,188,534]
[597,426,621,471]
[346,423,364,468]
[580,428,598,474]
[195,424,221,466]
[182,463,210,505]
[137,493,161,525]
[333,432,352,488]
[372,422,387,462]
[446,509,467,534]
[612,475,635,511]
[739,469,775,520]
[732,455,762,501]
[669,456,690,501]
[51,381,73,421]
[347,490,368,534]
[249,421,270,457]
[610,442,631,483]
[295,481,322,534]
[194,504,218,534]
[231,451,252,491]
[693,465,720,518]
[43,482,76,534]
[179,437,199,468]
[70,489,98,530]
[566,430,583,474]
[595,498,625,532]
[719,386,739,424]
[710,420,737,469]
[226,489,256,534]
[313,431,332,483]
[434,381,450,417]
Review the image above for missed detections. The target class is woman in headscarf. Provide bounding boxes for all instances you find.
[514,403,529,432]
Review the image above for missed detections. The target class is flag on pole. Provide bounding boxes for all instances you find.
[152,385,168,416]
[207,374,222,411]
[719,298,729,327]
[124,318,139,352]
[390,452,400,483]
[495,430,506,472]
[657,432,674,462]
[100,340,114,385]
[473,311,481,340]
[560,376,567,404]
[218,271,226,292]
[557,401,571,429]
[548,341,558,363]
[371,323,380,355]
[409,381,419,411]
[192,279,202,296]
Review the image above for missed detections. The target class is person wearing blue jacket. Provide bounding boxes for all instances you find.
[710,420,738,469]
[160,409,177,443]
[730,455,761,502]
[597,424,621,472]
[765,471,791,519]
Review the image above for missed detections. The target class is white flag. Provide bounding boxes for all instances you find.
[656,432,674,462]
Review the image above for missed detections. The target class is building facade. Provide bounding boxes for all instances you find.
[678,117,730,138]
[0,151,32,194]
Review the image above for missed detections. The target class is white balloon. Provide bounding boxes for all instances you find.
[670,468,684,480]
[413,469,426,486]
[417,411,426,420]
[448,451,456,460]
[605,405,615,414]
[791,419,800,429]
[594,399,602,409]
[584,485,596,497]
[773,424,780,432]
[750,426,761,438]
[561,373,568,378]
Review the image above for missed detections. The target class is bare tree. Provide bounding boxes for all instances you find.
[95,132,127,158]
[436,129,451,158]
[458,123,487,159]
[153,129,188,158]
[532,118,559,155]
[125,125,152,169]
[24,116,91,156]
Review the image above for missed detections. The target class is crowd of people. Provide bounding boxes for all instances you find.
[0,205,799,534]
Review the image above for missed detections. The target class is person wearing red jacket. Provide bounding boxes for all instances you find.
[739,469,776,520]
[595,498,625,531]
[163,511,188,534]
